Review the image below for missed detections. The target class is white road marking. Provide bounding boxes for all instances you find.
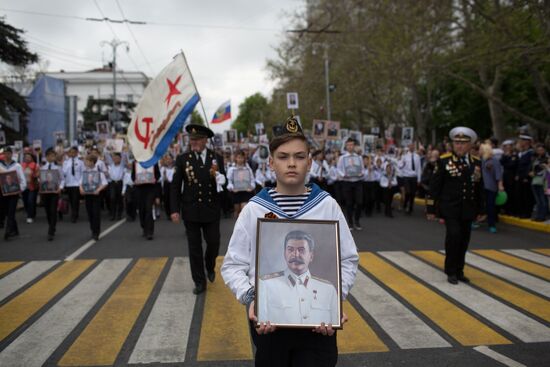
[502,249,550,267]
[129,257,196,364]
[464,252,550,298]
[380,251,550,343]
[473,346,527,367]
[0,261,59,302]
[64,218,126,261]
[0,259,131,367]
[352,270,451,349]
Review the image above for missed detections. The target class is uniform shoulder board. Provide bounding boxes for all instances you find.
[440,153,452,159]
[471,155,480,161]
[260,271,284,280]
[311,275,332,285]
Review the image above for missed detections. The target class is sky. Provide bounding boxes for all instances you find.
[1,0,303,134]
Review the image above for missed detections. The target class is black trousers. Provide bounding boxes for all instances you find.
[65,186,80,221]
[515,179,534,218]
[162,183,172,218]
[184,220,220,286]
[363,181,377,216]
[444,217,472,276]
[136,185,156,236]
[0,194,19,236]
[383,186,398,217]
[342,181,363,226]
[249,320,337,367]
[125,186,137,220]
[85,195,101,236]
[109,181,124,218]
[402,177,418,212]
[42,193,59,235]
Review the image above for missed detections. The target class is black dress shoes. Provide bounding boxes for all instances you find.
[457,274,470,283]
[207,271,216,283]
[447,275,458,285]
[193,283,206,295]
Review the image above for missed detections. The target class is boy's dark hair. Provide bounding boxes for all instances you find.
[112,152,122,158]
[45,147,56,156]
[269,133,308,155]
[85,154,98,164]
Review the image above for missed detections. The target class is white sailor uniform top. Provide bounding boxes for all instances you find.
[258,269,338,325]
[221,184,359,306]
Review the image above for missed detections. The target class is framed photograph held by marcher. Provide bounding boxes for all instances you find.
[39,169,61,193]
[255,218,342,329]
[0,171,21,196]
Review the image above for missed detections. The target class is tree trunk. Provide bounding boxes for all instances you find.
[410,84,427,143]
[479,66,506,141]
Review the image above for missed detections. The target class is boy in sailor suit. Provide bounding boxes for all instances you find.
[221,116,358,367]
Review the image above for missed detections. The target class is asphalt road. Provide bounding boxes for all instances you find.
[0,205,549,366]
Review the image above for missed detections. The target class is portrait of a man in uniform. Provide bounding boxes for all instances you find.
[0,171,21,196]
[256,222,342,328]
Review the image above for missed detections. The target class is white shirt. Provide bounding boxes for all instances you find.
[399,151,422,180]
[227,164,255,192]
[62,157,84,187]
[0,160,27,191]
[160,166,175,187]
[309,160,330,181]
[108,163,125,182]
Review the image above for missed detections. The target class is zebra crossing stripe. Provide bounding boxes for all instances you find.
[380,251,550,343]
[413,251,550,323]
[351,269,451,349]
[0,260,59,302]
[473,250,550,281]
[360,252,511,346]
[337,301,389,353]
[0,260,95,342]
[129,257,196,364]
[58,258,167,366]
[532,248,550,257]
[0,261,23,277]
[465,253,550,298]
[502,249,550,267]
[0,259,131,367]
[197,259,253,361]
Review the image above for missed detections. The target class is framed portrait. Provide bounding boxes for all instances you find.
[53,131,66,143]
[105,138,124,153]
[96,121,110,136]
[0,171,21,196]
[0,130,6,145]
[339,128,349,141]
[401,127,414,146]
[134,170,155,185]
[213,133,224,148]
[82,170,101,193]
[39,169,61,193]
[343,155,363,177]
[363,134,375,154]
[233,167,252,191]
[255,122,265,136]
[349,130,362,146]
[325,121,340,140]
[312,120,326,139]
[33,139,42,151]
[225,129,237,144]
[255,218,342,329]
[286,92,299,110]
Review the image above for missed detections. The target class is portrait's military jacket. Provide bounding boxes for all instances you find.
[170,149,226,223]
[221,183,359,305]
[258,269,338,325]
[426,152,485,221]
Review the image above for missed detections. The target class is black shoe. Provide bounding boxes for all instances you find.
[193,283,206,295]
[110,217,116,221]
[207,271,216,283]
[457,274,470,283]
[71,218,77,223]
[147,234,153,240]
[47,234,54,241]
[447,275,458,285]
[92,233,100,241]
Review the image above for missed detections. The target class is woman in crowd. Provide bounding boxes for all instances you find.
[21,151,39,224]
[480,143,504,233]
[530,144,548,222]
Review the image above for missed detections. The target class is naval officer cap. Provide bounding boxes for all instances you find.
[449,126,477,143]
[272,115,304,137]
[186,124,214,139]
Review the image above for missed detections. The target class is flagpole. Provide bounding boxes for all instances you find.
[179,50,211,129]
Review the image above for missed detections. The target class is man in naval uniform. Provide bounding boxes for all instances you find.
[258,230,338,325]
[426,127,485,285]
[170,124,226,294]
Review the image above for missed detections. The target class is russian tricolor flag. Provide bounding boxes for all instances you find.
[212,100,231,124]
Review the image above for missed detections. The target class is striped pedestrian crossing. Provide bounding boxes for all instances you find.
[0,249,548,365]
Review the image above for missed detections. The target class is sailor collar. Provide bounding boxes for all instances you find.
[251,183,330,219]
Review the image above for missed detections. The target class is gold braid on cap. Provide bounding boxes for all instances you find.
[285,115,300,134]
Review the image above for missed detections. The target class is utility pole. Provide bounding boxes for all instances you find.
[323,46,331,121]
[100,39,129,127]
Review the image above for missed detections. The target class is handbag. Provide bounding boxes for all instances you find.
[531,175,544,186]
[57,195,69,214]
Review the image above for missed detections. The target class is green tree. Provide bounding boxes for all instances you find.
[190,109,204,125]
[232,93,269,135]
[0,18,38,142]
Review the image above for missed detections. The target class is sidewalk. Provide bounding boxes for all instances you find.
[412,197,550,234]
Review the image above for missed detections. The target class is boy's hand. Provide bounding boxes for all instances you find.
[312,312,348,336]
[249,301,276,335]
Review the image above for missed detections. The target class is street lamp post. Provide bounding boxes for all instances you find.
[100,39,129,128]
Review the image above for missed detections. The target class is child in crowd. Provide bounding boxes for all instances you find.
[80,154,107,240]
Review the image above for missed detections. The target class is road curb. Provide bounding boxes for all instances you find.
[409,197,550,234]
